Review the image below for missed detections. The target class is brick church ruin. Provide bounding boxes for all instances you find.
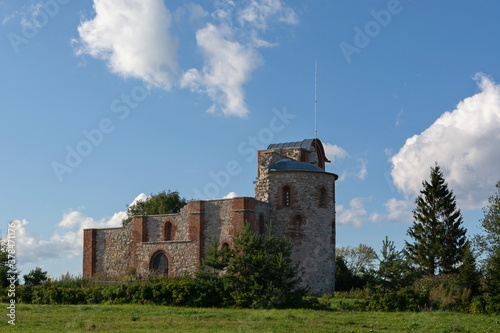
[83,138,338,295]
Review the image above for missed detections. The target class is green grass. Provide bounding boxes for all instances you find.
[1,303,499,332]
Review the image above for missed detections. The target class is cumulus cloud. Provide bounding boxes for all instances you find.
[337,198,367,228]
[75,0,178,90]
[370,198,413,223]
[181,23,262,117]
[391,73,500,209]
[182,0,298,117]
[74,0,297,117]
[323,143,348,164]
[223,191,238,199]
[7,193,147,266]
[237,0,298,31]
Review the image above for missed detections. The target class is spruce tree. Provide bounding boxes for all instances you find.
[405,164,467,275]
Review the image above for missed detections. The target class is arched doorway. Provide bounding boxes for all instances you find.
[151,252,168,277]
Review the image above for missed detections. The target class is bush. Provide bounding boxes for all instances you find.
[414,274,473,311]
[369,287,429,312]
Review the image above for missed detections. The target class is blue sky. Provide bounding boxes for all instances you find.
[2,0,500,279]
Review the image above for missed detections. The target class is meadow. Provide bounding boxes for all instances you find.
[1,302,499,333]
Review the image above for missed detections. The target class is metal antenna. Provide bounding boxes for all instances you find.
[315,60,317,141]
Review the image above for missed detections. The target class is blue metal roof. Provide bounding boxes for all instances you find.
[269,159,325,172]
[267,139,314,150]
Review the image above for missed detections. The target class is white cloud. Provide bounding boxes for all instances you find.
[7,194,147,266]
[357,158,368,180]
[323,143,368,181]
[181,23,262,117]
[74,0,297,118]
[75,0,178,90]
[337,198,367,228]
[182,0,297,117]
[370,198,413,223]
[238,0,298,31]
[223,191,238,199]
[323,143,348,164]
[391,73,500,209]
[186,3,208,22]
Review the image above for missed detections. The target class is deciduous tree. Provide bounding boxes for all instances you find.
[122,190,186,225]
[473,180,500,266]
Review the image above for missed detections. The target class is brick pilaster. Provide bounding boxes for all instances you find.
[189,201,204,264]
[132,216,148,268]
[231,197,256,235]
[83,229,96,278]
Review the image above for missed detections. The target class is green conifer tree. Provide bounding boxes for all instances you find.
[405,164,467,275]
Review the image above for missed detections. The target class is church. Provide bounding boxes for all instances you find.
[83,138,338,295]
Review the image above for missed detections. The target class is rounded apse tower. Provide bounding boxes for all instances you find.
[254,139,338,295]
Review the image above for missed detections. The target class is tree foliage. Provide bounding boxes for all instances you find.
[486,246,500,295]
[23,267,48,286]
[0,236,18,288]
[405,164,467,275]
[201,222,306,308]
[122,190,187,226]
[374,236,415,293]
[458,241,481,295]
[473,180,500,265]
[336,244,377,277]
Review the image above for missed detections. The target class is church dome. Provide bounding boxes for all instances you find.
[269,159,325,172]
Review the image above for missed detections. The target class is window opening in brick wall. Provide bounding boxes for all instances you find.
[293,215,301,238]
[319,187,327,208]
[283,186,291,207]
[164,222,172,241]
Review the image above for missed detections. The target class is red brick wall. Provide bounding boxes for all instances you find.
[231,197,256,235]
[83,229,96,278]
[189,201,204,265]
[132,216,148,268]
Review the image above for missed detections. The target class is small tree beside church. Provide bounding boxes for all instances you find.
[405,164,467,276]
[201,222,306,309]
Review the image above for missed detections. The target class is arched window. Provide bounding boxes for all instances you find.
[283,186,291,207]
[293,215,301,238]
[259,215,265,235]
[164,222,172,241]
[151,252,168,277]
[319,187,327,208]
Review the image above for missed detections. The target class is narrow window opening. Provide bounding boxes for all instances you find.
[294,215,301,238]
[283,186,291,207]
[319,188,327,208]
[164,222,172,241]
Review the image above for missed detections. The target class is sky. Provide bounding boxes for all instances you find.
[2,0,500,280]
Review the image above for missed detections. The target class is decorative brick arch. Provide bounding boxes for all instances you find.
[289,213,305,239]
[161,220,177,241]
[318,186,328,208]
[277,184,294,209]
[149,250,171,277]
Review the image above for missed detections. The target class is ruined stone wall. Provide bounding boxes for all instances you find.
[94,223,134,277]
[266,170,336,295]
[145,204,191,242]
[134,241,199,277]
[203,199,234,254]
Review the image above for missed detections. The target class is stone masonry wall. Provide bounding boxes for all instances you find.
[203,199,234,254]
[134,241,199,277]
[145,203,191,242]
[94,223,134,278]
[266,170,336,295]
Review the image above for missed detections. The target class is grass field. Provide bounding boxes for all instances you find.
[1,303,499,332]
